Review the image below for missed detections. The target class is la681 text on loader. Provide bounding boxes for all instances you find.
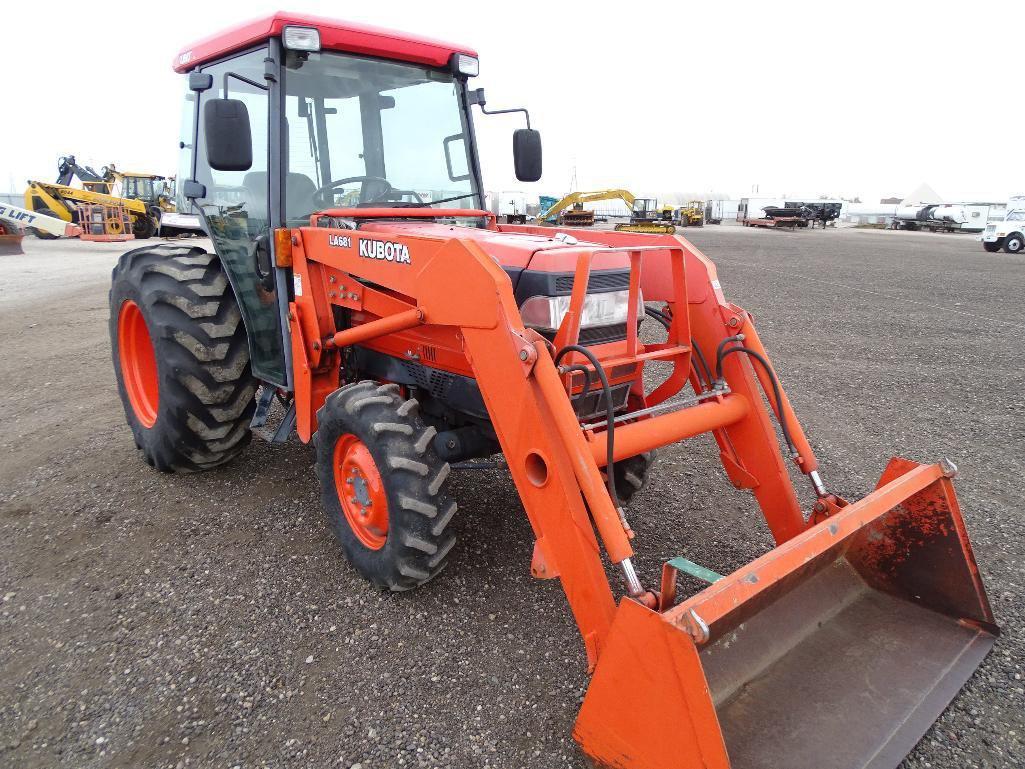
[107,13,997,769]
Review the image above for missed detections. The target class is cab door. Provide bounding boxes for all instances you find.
[189,46,290,387]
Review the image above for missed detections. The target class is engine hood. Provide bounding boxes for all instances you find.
[357,221,631,273]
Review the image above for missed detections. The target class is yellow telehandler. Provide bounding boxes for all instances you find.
[24,156,161,240]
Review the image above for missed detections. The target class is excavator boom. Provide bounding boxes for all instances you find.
[538,188,637,224]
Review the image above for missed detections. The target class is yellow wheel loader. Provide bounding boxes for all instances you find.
[676,199,705,227]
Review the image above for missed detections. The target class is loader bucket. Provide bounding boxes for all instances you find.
[0,232,24,255]
[575,458,997,769]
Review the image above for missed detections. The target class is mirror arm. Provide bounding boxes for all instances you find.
[221,71,269,99]
[478,105,531,130]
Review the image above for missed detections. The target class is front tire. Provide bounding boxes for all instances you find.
[109,245,257,471]
[132,213,156,240]
[315,381,458,591]
[983,239,1003,253]
[1003,233,1024,254]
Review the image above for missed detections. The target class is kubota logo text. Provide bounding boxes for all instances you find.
[358,239,411,265]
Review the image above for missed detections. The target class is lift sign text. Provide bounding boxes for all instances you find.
[358,239,411,265]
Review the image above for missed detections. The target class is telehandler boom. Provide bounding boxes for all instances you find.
[108,14,996,768]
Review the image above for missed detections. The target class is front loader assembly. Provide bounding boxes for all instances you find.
[576,458,997,769]
[287,215,997,769]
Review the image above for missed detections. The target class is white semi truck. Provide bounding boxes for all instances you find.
[980,209,1025,254]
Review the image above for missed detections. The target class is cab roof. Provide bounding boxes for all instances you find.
[173,12,477,73]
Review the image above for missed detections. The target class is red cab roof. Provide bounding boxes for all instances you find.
[173,12,477,73]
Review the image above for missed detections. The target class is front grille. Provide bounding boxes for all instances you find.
[554,272,631,293]
[538,323,628,346]
[578,323,628,345]
[400,361,455,399]
[571,382,631,421]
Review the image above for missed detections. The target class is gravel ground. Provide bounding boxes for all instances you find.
[0,227,1022,769]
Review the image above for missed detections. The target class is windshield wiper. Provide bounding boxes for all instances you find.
[408,193,479,208]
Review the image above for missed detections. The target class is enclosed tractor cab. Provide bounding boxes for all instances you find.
[108,13,997,769]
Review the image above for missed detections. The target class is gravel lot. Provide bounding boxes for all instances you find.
[0,226,1022,769]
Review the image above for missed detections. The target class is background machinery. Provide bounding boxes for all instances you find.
[537,190,676,233]
[25,157,161,239]
[788,200,841,228]
[675,200,705,227]
[102,164,177,215]
[108,14,996,769]
[537,189,631,226]
[891,203,968,232]
[618,196,675,233]
[0,200,84,253]
[981,207,1025,253]
[0,221,23,255]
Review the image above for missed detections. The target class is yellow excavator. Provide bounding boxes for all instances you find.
[537,189,675,234]
[24,157,162,240]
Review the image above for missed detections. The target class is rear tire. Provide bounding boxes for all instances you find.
[983,239,1003,253]
[315,381,458,591]
[109,245,257,472]
[1003,233,1024,254]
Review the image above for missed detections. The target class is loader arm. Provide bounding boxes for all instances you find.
[287,215,820,653]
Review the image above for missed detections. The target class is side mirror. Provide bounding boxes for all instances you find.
[204,99,253,172]
[513,128,542,182]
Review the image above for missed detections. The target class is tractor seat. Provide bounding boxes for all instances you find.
[241,172,318,223]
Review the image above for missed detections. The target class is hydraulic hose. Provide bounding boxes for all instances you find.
[715,342,797,457]
[554,344,619,509]
[562,364,594,404]
[690,339,713,390]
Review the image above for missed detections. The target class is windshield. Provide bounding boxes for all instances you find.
[282,50,480,224]
[123,177,156,201]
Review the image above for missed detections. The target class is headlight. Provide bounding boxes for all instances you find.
[520,290,642,333]
[283,26,321,51]
[451,53,479,77]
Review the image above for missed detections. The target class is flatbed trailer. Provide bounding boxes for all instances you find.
[890,218,961,233]
[744,215,804,229]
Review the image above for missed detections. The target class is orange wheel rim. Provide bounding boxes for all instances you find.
[117,300,159,427]
[333,434,389,550]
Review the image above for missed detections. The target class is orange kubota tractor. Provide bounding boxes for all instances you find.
[108,14,997,769]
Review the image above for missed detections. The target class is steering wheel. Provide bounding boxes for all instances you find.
[312,175,394,208]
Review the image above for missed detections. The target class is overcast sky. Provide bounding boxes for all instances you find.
[2,1,1021,204]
